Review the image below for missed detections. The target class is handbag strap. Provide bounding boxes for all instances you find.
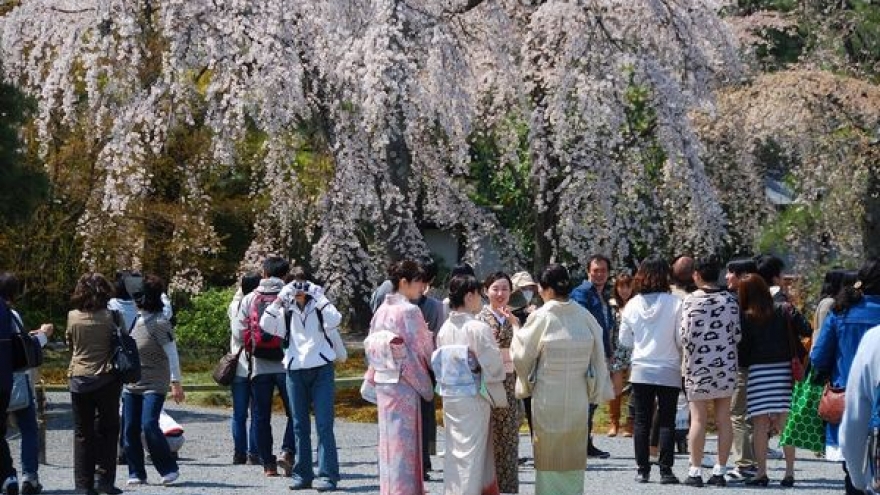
[110,310,124,338]
[10,311,24,334]
[782,304,800,359]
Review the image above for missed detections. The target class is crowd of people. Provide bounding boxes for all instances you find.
[1,271,184,495]
[2,252,880,495]
[360,254,880,495]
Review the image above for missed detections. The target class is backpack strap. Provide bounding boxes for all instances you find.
[283,307,293,349]
[315,304,332,349]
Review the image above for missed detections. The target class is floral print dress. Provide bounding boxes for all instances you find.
[478,306,521,493]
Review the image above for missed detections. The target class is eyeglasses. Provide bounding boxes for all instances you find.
[292,281,309,293]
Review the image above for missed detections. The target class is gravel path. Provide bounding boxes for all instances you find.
[5,392,848,494]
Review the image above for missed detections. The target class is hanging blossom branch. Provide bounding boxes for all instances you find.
[1,0,744,299]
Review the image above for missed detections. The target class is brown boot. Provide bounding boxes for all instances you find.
[277,451,293,477]
[607,396,621,437]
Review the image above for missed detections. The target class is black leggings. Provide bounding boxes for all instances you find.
[631,382,679,471]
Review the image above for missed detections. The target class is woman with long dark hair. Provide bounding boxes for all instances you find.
[813,268,858,341]
[619,256,683,484]
[811,257,880,494]
[512,264,612,495]
[737,274,797,487]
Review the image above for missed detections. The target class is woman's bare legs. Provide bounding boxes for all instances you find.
[752,414,770,478]
[772,412,795,478]
[688,400,709,472]
[713,397,733,467]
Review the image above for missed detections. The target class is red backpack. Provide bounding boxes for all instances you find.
[243,291,285,361]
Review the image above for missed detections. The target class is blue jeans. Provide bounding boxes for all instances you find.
[11,386,38,478]
[231,376,258,457]
[0,387,12,483]
[122,392,178,479]
[287,364,339,483]
[251,372,294,467]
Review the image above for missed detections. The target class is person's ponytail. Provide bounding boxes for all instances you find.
[833,257,880,314]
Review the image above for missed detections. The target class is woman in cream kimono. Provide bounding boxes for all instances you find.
[512,264,613,495]
[433,274,507,495]
[363,261,435,495]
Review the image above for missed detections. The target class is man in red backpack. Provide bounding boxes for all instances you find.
[232,256,295,477]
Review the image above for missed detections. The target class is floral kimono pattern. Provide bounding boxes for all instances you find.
[366,293,435,495]
[477,306,521,493]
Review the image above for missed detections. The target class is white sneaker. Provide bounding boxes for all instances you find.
[127,477,146,486]
[161,471,179,485]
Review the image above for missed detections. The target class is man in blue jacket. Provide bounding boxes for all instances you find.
[570,254,615,459]
[1,295,19,495]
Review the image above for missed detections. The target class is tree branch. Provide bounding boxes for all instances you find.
[445,0,487,15]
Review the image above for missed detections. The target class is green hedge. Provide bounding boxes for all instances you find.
[175,286,235,355]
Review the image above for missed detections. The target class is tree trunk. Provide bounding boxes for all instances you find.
[529,106,560,275]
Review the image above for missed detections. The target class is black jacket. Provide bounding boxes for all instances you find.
[0,297,12,391]
[738,304,810,367]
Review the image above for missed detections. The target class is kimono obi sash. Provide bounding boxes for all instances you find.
[364,330,404,384]
[538,340,592,375]
[431,344,480,397]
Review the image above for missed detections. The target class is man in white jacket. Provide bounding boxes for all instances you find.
[261,267,344,492]
[841,324,880,495]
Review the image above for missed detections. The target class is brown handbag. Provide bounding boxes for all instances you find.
[817,383,845,424]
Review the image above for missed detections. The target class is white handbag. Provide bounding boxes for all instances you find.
[326,328,348,363]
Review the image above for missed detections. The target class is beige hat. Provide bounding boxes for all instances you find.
[511,271,538,290]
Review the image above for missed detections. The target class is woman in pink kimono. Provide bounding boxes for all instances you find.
[363,261,435,495]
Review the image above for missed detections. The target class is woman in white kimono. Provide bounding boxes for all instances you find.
[433,274,507,495]
[511,264,613,495]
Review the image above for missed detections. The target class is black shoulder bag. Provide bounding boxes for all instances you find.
[111,311,142,384]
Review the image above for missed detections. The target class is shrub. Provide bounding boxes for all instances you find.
[175,286,235,355]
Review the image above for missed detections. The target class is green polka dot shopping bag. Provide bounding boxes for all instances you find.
[780,368,826,452]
